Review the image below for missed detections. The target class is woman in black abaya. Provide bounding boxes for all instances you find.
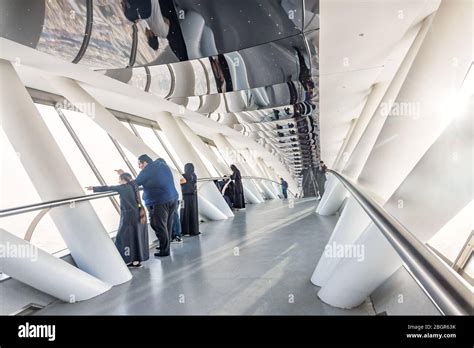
[180,163,200,236]
[87,172,149,267]
[230,164,245,210]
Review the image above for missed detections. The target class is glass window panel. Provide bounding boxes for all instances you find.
[155,129,185,171]
[194,147,220,177]
[428,200,473,265]
[121,120,134,132]
[117,121,142,175]
[62,109,129,185]
[0,125,63,254]
[42,106,120,233]
[464,255,474,279]
[133,125,179,171]
[210,145,230,167]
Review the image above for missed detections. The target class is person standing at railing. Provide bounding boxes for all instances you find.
[280,178,289,199]
[86,172,149,267]
[118,154,178,258]
[180,163,200,236]
[315,160,328,199]
[171,198,183,243]
[230,164,245,210]
[220,175,234,209]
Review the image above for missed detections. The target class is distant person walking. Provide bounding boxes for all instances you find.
[118,155,178,257]
[230,164,245,210]
[316,160,328,199]
[280,178,289,199]
[180,163,200,236]
[86,172,149,267]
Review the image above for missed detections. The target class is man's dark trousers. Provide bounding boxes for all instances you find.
[149,199,177,255]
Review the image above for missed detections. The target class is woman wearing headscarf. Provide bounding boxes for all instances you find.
[86,172,149,267]
[180,163,200,236]
[230,164,245,210]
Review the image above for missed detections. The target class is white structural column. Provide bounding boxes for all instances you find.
[178,119,229,175]
[317,14,434,216]
[158,113,234,220]
[243,151,271,199]
[48,77,183,200]
[177,121,266,206]
[262,162,283,198]
[236,153,265,204]
[256,158,280,199]
[315,1,471,309]
[0,229,111,302]
[0,60,132,286]
[49,77,158,157]
[317,224,401,308]
[311,197,372,286]
[317,82,389,215]
[355,0,472,202]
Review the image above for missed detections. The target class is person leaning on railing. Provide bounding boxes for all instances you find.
[86,172,149,267]
[117,154,178,258]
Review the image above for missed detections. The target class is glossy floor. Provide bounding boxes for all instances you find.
[37,198,375,315]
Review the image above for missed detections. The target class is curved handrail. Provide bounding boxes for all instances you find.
[0,176,292,218]
[328,169,472,316]
[0,191,117,218]
[197,175,296,197]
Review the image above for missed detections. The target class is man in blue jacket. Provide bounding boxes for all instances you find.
[123,154,178,257]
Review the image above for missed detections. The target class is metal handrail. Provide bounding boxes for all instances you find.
[0,191,118,218]
[0,176,291,218]
[197,175,296,197]
[328,169,472,316]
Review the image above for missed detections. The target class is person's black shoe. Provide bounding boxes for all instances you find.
[128,261,142,268]
[154,252,170,257]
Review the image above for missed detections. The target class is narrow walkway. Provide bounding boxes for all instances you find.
[37,198,375,315]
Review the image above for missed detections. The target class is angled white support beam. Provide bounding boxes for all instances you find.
[0,229,111,302]
[317,14,435,215]
[158,113,234,219]
[343,14,435,180]
[47,76,183,196]
[311,196,372,286]
[178,119,229,175]
[332,83,388,172]
[0,59,131,286]
[317,224,401,309]
[312,0,472,309]
[48,77,157,158]
[316,175,346,215]
[213,134,268,202]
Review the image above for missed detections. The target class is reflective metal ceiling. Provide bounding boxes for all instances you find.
[0,0,320,178]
